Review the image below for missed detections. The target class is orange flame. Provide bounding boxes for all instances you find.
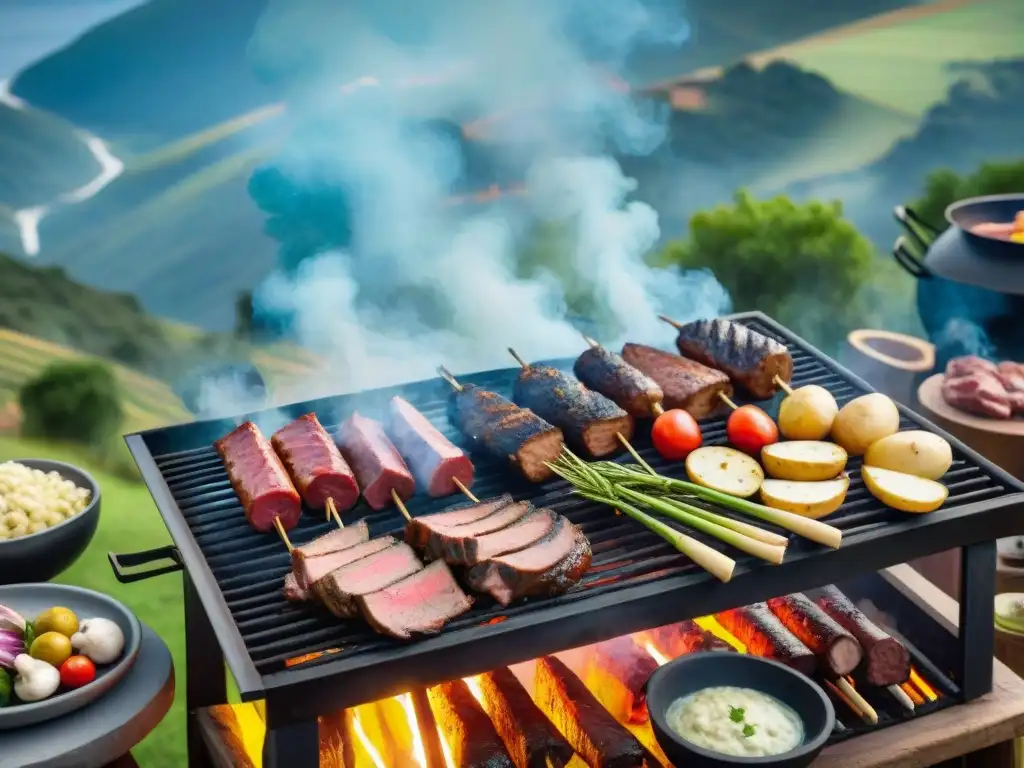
[695,616,747,653]
[397,694,428,768]
[910,666,939,701]
[643,643,670,666]
[351,711,387,768]
[464,675,487,708]
[436,721,457,768]
[901,682,925,706]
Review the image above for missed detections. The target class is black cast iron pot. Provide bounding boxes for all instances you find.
[893,193,1024,369]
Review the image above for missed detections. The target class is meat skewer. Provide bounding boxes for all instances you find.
[386,395,478,500]
[337,412,416,512]
[575,336,665,418]
[659,315,793,400]
[508,348,634,458]
[440,365,565,482]
[271,412,360,515]
[621,342,733,419]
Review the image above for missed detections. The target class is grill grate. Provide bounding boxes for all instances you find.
[129,312,1024,712]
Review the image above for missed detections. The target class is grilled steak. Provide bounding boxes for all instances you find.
[588,636,659,724]
[816,586,910,687]
[671,318,793,400]
[292,521,370,561]
[466,515,592,607]
[386,396,475,497]
[535,655,656,768]
[357,559,473,639]
[429,680,515,768]
[946,355,998,379]
[337,412,416,511]
[283,572,311,603]
[469,507,559,565]
[942,369,1014,419]
[295,536,396,591]
[574,345,664,418]
[512,364,633,457]
[406,494,514,550]
[215,421,302,532]
[768,593,863,678]
[476,667,575,768]
[422,501,534,565]
[448,384,565,482]
[646,620,735,658]
[716,603,817,676]
[315,542,423,618]
[271,413,360,512]
[621,343,732,419]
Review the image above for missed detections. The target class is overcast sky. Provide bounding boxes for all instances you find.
[0,0,147,79]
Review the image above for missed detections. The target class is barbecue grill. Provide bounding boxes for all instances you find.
[116,312,1024,767]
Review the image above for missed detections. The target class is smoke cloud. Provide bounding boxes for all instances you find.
[238,0,730,411]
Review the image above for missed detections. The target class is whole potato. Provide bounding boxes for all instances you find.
[863,430,952,480]
[830,393,900,456]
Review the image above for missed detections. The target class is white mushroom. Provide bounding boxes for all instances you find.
[71,618,125,665]
[12,654,60,702]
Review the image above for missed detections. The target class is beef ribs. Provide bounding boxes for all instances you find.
[466,515,592,606]
[337,412,416,510]
[357,559,473,639]
[406,494,514,550]
[386,396,475,497]
[428,680,515,768]
[621,343,732,419]
[295,536,397,591]
[573,344,664,418]
[421,501,534,565]
[215,421,302,532]
[315,542,423,618]
[271,413,360,512]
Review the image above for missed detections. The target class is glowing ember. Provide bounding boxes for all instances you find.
[463,675,487,708]
[901,682,925,706]
[643,643,670,667]
[397,694,428,768]
[351,712,387,768]
[910,667,939,701]
[436,722,457,768]
[695,616,747,653]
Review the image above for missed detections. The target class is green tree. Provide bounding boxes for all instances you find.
[19,360,124,447]
[913,159,1024,231]
[656,191,879,351]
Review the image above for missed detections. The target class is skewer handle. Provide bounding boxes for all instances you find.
[650,402,665,418]
[436,366,463,392]
[717,392,740,411]
[273,517,294,553]
[452,477,479,503]
[773,375,794,396]
[507,347,529,369]
[888,684,916,713]
[325,497,344,529]
[657,314,683,330]
[837,678,878,724]
[391,488,413,521]
[582,334,600,349]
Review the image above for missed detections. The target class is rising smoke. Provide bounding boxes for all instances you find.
[242,0,731,406]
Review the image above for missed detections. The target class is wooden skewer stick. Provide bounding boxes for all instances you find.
[272,517,294,553]
[508,347,529,368]
[452,477,479,503]
[651,402,665,417]
[888,683,916,712]
[582,334,600,349]
[837,678,878,724]
[436,366,463,392]
[616,432,658,476]
[325,497,344,529]
[658,314,683,330]
[718,392,740,411]
[391,488,413,522]
[773,374,794,396]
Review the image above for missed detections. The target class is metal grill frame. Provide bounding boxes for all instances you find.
[123,311,1022,766]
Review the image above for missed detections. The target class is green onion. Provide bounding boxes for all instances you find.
[660,496,789,548]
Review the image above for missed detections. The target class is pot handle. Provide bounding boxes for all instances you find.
[893,205,941,251]
[108,545,183,583]
[893,236,933,279]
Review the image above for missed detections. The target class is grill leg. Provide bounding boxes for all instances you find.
[959,540,996,701]
[185,574,227,768]
[263,718,319,768]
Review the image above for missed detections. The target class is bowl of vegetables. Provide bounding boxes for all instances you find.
[0,583,140,729]
[0,459,101,585]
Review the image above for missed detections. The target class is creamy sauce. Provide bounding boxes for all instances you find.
[667,686,804,758]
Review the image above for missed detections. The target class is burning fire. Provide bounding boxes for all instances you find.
[351,711,387,768]
[695,616,747,652]
[463,675,487,708]
[644,642,669,666]
[397,693,428,768]
[436,721,457,768]
[909,666,938,701]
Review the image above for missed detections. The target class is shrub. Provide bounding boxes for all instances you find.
[19,361,124,447]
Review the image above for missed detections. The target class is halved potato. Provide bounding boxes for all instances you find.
[861,466,948,513]
[761,441,848,481]
[759,476,850,519]
[685,446,764,498]
[863,431,952,480]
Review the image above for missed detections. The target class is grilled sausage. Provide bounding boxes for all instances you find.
[767,593,863,678]
[573,345,664,418]
[215,421,302,533]
[386,396,475,497]
[816,586,910,686]
[671,318,793,399]
[621,343,732,419]
[512,364,634,457]
[271,413,360,511]
[337,412,415,511]
[716,603,817,676]
[448,384,564,482]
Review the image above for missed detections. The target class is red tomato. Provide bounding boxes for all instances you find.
[60,656,96,689]
[727,405,779,454]
[651,409,703,460]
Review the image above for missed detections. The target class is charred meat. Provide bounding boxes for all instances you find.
[406,494,514,550]
[428,680,515,768]
[215,421,302,533]
[671,318,793,400]
[271,413,360,512]
[420,501,534,565]
[314,542,423,618]
[574,345,664,418]
[337,412,416,511]
[358,559,473,639]
[767,593,863,678]
[512,364,633,457]
[716,603,817,676]
[816,586,910,686]
[386,396,475,497]
[621,343,732,419]
[448,384,564,482]
[283,572,311,603]
[476,667,575,768]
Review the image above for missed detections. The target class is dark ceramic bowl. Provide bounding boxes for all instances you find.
[0,459,101,585]
[647,653,834,768]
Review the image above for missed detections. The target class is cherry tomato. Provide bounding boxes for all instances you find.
[60,655,96,689]
[727,405,779,455]
[651,409,703,460]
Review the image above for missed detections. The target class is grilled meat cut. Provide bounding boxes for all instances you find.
[466,515,591,607]
[422,501,534,565]
[337,412,416,511]
[768,593,863,678]
[468,507,559,565]
[271,413,360,512]
[716,603,817,676]
[672,318,793,399]
[448,384,565,482]
[621,343,732,419]
[535,655,657,768]
[512,364,633,457]
[357,559,473,639]
[386,396,476,497]
[283,572,311,603]
[292,520,370,561]
[816,586,910,686]
[476,667,575,768]
[215,421,302,533]
[646,620,735,658]
[947,355,998,379]
[428,680,515,768]
[295,536,397,591]
[587,636,660,724]
[406,494,514,550]
[315,542,423,618]
[574,345,664,418]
